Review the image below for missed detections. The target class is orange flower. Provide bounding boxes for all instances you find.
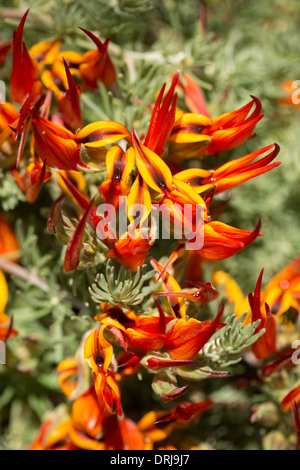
[39,50,83,99]
[10,10,39,103]
[37,29,116,95]
[151,258,186,319]
[31,117,78,170]
[169,96,263,157]
[94,370,122,416]
[125,314,170,351]
[198,219,261,260]
[0,40,12,65]
[17,159,51,204]
[9,11,116,106]
[164,301,225,360]
[213,270,249,320]
[84,325,122,416]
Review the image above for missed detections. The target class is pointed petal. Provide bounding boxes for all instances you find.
[75,121,131,148]
[292,401,300,450]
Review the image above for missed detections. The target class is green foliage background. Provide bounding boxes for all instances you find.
[0,0,299,450]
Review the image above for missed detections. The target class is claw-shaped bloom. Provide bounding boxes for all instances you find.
[169,96,263,157]
[0,214,20,259]
[14,99,131,170]
[10,10,39,103]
